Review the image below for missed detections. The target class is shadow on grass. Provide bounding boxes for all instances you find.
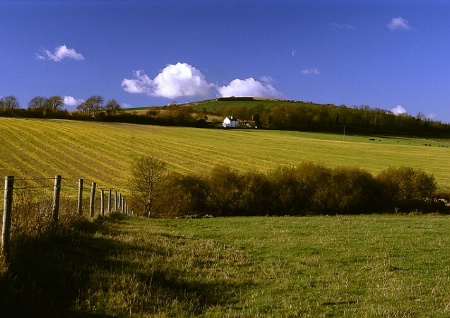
[0,214,249,317]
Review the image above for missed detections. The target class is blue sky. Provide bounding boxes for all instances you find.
[1,0,450,123]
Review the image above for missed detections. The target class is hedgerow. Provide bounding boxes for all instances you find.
[129,158,447,217]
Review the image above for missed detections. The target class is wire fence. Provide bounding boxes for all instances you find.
[1,175,130,264]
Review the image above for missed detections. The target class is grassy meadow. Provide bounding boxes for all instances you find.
[1,117,450,194]
[1,214,449,317]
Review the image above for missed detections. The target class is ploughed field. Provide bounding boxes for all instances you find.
[1,117,449,193]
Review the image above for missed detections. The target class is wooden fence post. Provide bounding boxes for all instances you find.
[2,176,14,264]
[120,194,124,213]
[77,179,83,215]
[52,175,62,225]
[108,189,112,214]
[100,188,105,216]
[114,190,118,211]
[90,182,96,217]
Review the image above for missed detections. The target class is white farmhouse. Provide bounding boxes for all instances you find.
[222,116,240,128]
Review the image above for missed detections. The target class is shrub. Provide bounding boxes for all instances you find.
[294,162,332,214]
[267,166,310,215]
[325,167,379,214]
[376,166,436,211]
[239,171,274,216]
[205,166,247,216]
[155,173,209,218]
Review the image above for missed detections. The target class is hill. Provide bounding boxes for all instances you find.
[0,118,449,192]
[183,97,323,112]
[127,97,450,136]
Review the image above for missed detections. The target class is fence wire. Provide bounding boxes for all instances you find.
[1,176,127,240]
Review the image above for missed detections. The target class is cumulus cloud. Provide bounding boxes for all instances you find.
[122,62,282,99]
[63,96,81,106]
[37,45,85,62]
[122,63,213,99]
[122,70,151,94]
[301,68,320,75]
[387,17,411,30]
[217,78,282,98]
[391,105,407,115]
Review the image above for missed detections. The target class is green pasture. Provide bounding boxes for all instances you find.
[186,98,319,113]
[1,117,450,193]
[2,214,448,317]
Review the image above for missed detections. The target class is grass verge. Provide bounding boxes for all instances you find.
[1,214,449,317]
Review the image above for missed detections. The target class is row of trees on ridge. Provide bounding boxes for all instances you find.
[3,95,450,135]
[0,95,122,117]
[213,102,450,135]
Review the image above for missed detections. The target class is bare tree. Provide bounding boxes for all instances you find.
[0,96,20,110]
[28,96,63,115]
[28,96,47,111]
[76,101,88,114]
[85,95,104,116]
[104,98,122,115]
[130,155,167,217]
[46,95,64,112]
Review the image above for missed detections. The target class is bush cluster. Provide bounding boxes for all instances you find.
[132,162,445,218]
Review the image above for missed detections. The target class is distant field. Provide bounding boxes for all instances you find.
[1,118,450,194]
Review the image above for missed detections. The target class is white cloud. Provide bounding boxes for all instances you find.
[122,62,282,100]
[387,17,411,30]
[217,78,282,98]
[35,53,46,60]
[302,68,320,75]
[38,45,85,62]
[260,76,274,83]
[122,70,151,94]
[63,96,81,106]
[122,63,213,99]
[391,105,407,115]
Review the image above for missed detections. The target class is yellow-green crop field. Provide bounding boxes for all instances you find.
[1,117,450,194]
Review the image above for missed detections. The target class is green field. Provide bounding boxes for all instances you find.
[185,98,322,113]
[2,214,449,317]
[1,117,449,193]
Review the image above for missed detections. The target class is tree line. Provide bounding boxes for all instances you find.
[211,102,450,135]
[0,95,122,117]
[0,95,205,127]
[129,156,448,218]
[2,95,450,135]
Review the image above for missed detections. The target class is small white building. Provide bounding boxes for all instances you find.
[222,116,240,128]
